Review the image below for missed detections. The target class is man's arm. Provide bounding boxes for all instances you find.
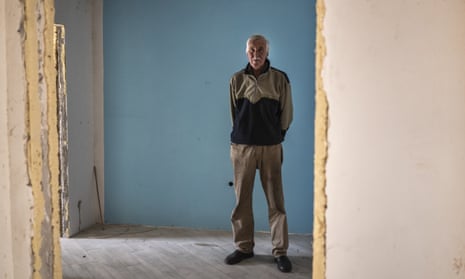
[280,79,293,133]
[229,77,237,126]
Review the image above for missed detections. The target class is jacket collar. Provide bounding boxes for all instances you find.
[244,59,270,76]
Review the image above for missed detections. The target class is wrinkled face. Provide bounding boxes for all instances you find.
[247,38,268,71]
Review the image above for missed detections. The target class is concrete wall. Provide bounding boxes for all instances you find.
[55,0,104,236]
[315,0,465,278]
[0,1,33,277]
[0,0,62,278]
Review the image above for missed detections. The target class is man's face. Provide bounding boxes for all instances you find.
[247,39,268,71]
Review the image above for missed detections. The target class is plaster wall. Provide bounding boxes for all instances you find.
[323,0,465,278]
[55,0,104,236]
[0,1,15,277]
[0,1,33,277]
[0,0,61,278]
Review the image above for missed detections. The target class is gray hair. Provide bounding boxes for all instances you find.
[245,34,269,53]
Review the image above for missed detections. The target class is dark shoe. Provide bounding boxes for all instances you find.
[224,250,254,265]
[275,255,292,272]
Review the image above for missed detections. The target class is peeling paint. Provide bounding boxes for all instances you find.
[23,0,61,278]
[55,23,70,239]
[312,0,328,279]
[47,17,63,279]
[23,1,45,277]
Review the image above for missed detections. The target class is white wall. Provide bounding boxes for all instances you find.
[0,1,33,277]
[324,0,465,278]
[55,0,104,236]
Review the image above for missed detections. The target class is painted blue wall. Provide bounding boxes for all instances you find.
[104,0,315,233]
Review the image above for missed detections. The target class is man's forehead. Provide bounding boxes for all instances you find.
[248,39,267,47]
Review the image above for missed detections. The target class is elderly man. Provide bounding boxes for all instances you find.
[225,34,293,273]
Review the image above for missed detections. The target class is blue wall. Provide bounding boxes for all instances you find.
[104,0,315,233]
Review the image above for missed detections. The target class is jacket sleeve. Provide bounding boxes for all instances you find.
[280,77,293,131]
[229,77,236,126]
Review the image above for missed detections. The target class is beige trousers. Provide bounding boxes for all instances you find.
[230,143,289,257]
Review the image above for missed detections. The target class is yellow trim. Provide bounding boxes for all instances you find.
[313,0,328,278]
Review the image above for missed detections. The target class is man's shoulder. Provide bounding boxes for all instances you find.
[232,67,247,76]
[230,68,248,82]
[270,67,290,83]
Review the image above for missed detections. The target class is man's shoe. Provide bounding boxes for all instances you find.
[224,250,254,265]
[275,255,292,272]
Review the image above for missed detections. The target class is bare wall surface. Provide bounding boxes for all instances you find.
[323,0,465,278]
[1,1,34,277]
[0,2,20,277]
[1,0,62,278]
[55,0,104,236]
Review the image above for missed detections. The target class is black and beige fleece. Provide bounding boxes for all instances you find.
[229,60,293,145]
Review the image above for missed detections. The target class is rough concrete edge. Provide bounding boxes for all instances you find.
[46,3,63,279]
[312,0,328,278]
[24,0,61,278]
[54,23,71,238]
[23,0,45,277]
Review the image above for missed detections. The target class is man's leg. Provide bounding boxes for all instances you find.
[226,144,256,264]
[259,144,292,272]
[259,144,289,256]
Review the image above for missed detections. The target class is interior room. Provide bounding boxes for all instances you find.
[53,0,315,238]
[1,0,465,279]
[54,0,315,277]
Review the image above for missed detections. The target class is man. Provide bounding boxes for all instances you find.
[225,34,293,273]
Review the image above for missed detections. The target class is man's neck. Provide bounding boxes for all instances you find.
[246,59,269,77]
[253,68,263,78]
